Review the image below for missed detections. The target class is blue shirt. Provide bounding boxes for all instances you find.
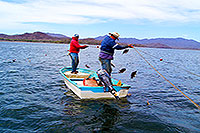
[99,35,128,60]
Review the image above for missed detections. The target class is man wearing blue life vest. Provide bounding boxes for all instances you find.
[99,32,132,75]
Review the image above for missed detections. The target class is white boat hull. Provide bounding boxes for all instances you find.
[64,78,129,99]
[60,67,131,99]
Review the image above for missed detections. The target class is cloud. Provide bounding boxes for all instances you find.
[0,0,200,28]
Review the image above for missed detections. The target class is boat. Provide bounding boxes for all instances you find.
[60,67,131,99]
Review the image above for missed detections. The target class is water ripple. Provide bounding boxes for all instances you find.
[0,42,199,132]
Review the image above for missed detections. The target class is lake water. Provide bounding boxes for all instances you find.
[0,41,199,132]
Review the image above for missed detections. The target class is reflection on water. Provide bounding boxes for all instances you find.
[86,104,120,131]
[0,42,200,132]
[61,94,129,132]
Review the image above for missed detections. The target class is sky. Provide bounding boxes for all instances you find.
[0,0,200,41]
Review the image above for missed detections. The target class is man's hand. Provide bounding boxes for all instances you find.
[83,45,89,49]
[128,44,134,48]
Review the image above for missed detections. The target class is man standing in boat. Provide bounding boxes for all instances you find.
[99,32,132,75]
[69,34,88,74]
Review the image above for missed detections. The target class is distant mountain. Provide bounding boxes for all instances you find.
[0,32,71,43]
[46,33,69,38]
[95,35,200,49]
[1,32,200,50]
[119,37,200,49]
[79,38,101,45]
[94,35,106,41]
[0,32,101,45]
[0,32,61,40]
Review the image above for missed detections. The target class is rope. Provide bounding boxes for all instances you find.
[136,48,200,77]
[131,46,200,110]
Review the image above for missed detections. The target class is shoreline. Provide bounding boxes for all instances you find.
[0,40,200,51]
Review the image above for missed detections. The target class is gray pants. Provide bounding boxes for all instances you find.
[99,57,112,75]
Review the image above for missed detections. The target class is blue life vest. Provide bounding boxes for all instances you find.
[100,35,127,55]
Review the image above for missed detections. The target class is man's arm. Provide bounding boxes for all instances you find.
[73,41,88,49]
[112,44,128,50]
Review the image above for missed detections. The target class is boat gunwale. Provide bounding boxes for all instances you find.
[60,67,131,89]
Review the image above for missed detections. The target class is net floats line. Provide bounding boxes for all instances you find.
[136,48,200,77]
[131,45,200,111]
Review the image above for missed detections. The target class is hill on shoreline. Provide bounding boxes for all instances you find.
[95,35,200,49]
[0,32,200,50]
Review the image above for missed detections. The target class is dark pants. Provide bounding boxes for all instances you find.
[99,57,112,75]
[70,53,79,72]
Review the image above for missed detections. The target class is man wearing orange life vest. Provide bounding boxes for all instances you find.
[69,34,88,74]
